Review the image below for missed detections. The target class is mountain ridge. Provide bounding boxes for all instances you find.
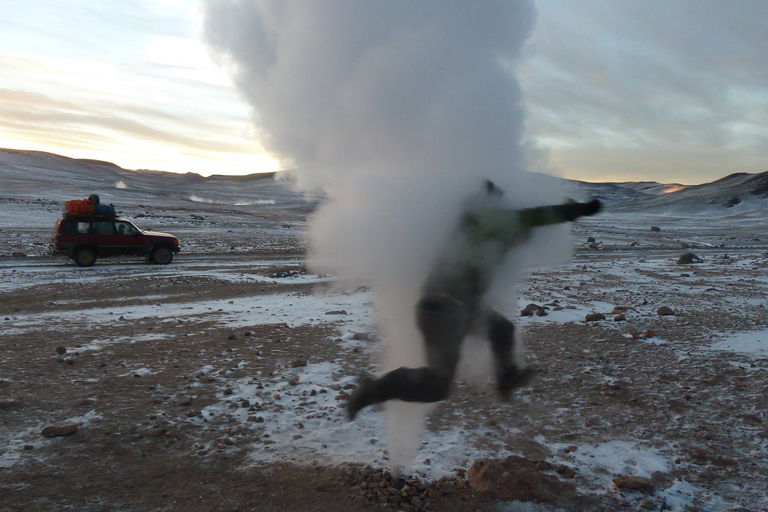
[2,147,766,213]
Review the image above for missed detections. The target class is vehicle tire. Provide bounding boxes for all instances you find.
[151,246,173,265]
[73,247,97,267]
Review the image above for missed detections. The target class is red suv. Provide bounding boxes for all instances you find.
[51,215,180,267]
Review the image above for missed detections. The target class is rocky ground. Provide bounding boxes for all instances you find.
[1,196,768,512]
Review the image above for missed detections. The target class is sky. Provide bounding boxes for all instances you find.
[0,0,766,184]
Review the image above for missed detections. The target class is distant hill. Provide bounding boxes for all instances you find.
[592,171,768,212]
[0,148,303,208]
[2,147,766,214]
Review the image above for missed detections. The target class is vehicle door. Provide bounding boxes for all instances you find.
[60,219,95,250]
[111,221,147,256]
[92,220,120,256]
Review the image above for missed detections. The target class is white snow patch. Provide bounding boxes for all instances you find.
[709,330,768,357]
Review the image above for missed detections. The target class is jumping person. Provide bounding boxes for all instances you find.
[347,181,601,419]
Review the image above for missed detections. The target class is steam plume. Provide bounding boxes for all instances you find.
[204,0,567,472]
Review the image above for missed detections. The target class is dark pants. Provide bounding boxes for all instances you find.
[347,293,529,418]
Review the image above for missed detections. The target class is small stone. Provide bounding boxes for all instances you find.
[651,226,661,232]
[657,306,676,316]
[612,475,653,490]
[410,496,423,509]
[288,375,300,386]
[0,399,22,409]
[677,252,703,265]
[614,314,626,321]
[56,346,67,354]
[41,423,79,437]
[352,333,370,341]
[468,456,576,506]
[325,310,348,315]
[147,427,168,437]
[520,303,547,317]
[290,358,308,368]
[227,333,237,340]
[585,313,605,322]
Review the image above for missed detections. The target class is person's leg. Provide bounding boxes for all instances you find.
[488,311,534,399]
[347,294,467,419]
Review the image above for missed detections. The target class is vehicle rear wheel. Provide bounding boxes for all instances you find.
[73,247,97,267]
[151,246,173,264]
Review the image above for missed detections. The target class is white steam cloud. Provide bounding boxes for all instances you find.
[204,0,569,472]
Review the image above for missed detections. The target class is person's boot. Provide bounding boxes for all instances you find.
[347,374,377,420]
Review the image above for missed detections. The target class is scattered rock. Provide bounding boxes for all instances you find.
[290,358,308,368]
[325,310,348,315]
[288,375,300,386]
[468,456,577,506]
[11,252,27,258]
[585,313,605,322]
[587,236,596,243]
[0,399,22,409]
[41,423,79,438]
[521,304,548,317]
[651,226,661,232]
[56,346,67,354]
[677,252,703,264]
[227,333,237,340]
[612,475,653,490]
[614,314,626,321]
[351,333,370,341]
[657,306,676,316]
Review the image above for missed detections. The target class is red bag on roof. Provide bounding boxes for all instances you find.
[65,199,94,216]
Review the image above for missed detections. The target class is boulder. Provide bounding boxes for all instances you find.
[677,252,703,264]
[657,306,676,316]
[41,423,79,438]
[468,456,577,506]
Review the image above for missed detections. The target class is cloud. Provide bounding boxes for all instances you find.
[520,0,768,182]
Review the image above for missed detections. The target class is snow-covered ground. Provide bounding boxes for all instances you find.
[2,151,767,511]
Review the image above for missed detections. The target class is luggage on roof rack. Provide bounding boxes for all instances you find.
[64,195,116,216]
[95,204,116,216]
[64,199,95,216]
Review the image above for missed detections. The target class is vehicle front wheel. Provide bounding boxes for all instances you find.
[151,246,173,265]
[73,247,97,267]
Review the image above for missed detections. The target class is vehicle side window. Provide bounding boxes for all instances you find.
[64,221,91,234]
[94,222,114,235]
[115,222,138,235]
